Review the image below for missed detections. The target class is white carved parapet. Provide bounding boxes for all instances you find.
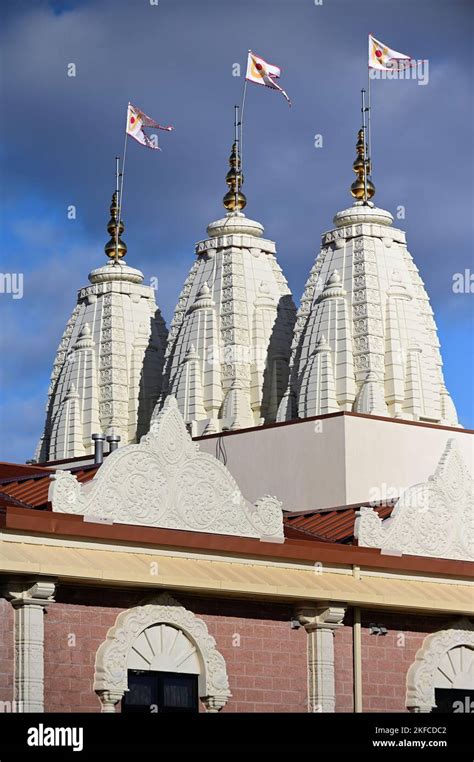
[49,397,285,541]
[355,439,474,561]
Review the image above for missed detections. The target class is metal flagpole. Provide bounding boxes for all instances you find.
[239,76,248,182]
[116,104,129,263]
[114,155,120,263]
[361,88,368,204]
[234,104,240,211]
[367,67,372,180]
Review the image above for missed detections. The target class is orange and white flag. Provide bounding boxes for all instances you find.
[369,34,412,70]
[245,51,291,106]
[126,103,174,150]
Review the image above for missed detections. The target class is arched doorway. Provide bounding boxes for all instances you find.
[122,622,201,713]
[406,619,474,713]
[93,593,231,713]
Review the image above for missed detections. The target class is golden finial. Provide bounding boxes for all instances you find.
[350,127,375,202]
[223,140,247,212]
[104,190,127,260]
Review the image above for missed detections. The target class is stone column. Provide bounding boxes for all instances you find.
[96,690,123,713]
[4,579,56,712]
[297,604,346,713]
[202,694,229,713]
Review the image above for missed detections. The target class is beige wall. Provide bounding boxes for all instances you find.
[198,415,473,512]
[343,416,473,510]
[198,415,347,512]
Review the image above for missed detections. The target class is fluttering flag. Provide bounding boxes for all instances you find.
[126,103,174,150]
[369,34,412,70]
[245,50,291,106]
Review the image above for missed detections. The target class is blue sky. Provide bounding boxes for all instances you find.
[1,0,473,462]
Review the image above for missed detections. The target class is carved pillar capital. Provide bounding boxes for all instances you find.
[4,579,56,608]
[296,603,347,713]
[202,694,230,713]
[297,603,346,633]
[96,690,123,713]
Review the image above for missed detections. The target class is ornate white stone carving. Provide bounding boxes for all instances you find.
[159,211,296,435]
[49,396,284,540]
[279,202,460,427]
[406,619,474,712]
[4,579,56,713]
[93,592,231,712]
[36,259,168,462]
[297,604,346,713]
[355,439,474,561]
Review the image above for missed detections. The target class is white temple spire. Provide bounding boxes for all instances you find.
[278,126,460,428]
[298,335,339,417]
[50,383,85,459]
[157,134,296,435]
[35,186,168,462]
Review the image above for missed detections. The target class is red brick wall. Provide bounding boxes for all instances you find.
[359,611,455,713]
[335,618,354,712]
[4,585,458,714]
[0,598,13,707]
[44,599,120,712]
[43,587,308,713]
[332,611,460,713]
[181,596,307,712]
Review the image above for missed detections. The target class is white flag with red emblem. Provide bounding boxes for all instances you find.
[126,103,174,150]
[245,51,291,106]
[369,34,412,70]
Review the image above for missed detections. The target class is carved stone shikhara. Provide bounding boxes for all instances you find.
[49,396,284,540]
[278,203,460,426]
[406,619,474,712]
[94,592,231,712]
[355,438,474,562]
[36,260,167,462]
[158,212,296,435]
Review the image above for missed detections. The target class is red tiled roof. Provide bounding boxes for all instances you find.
[0,462,54,479]
[0,461,394,544]
[283,502,396,544]
[0,464,98,509]
[0,492,39,510]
